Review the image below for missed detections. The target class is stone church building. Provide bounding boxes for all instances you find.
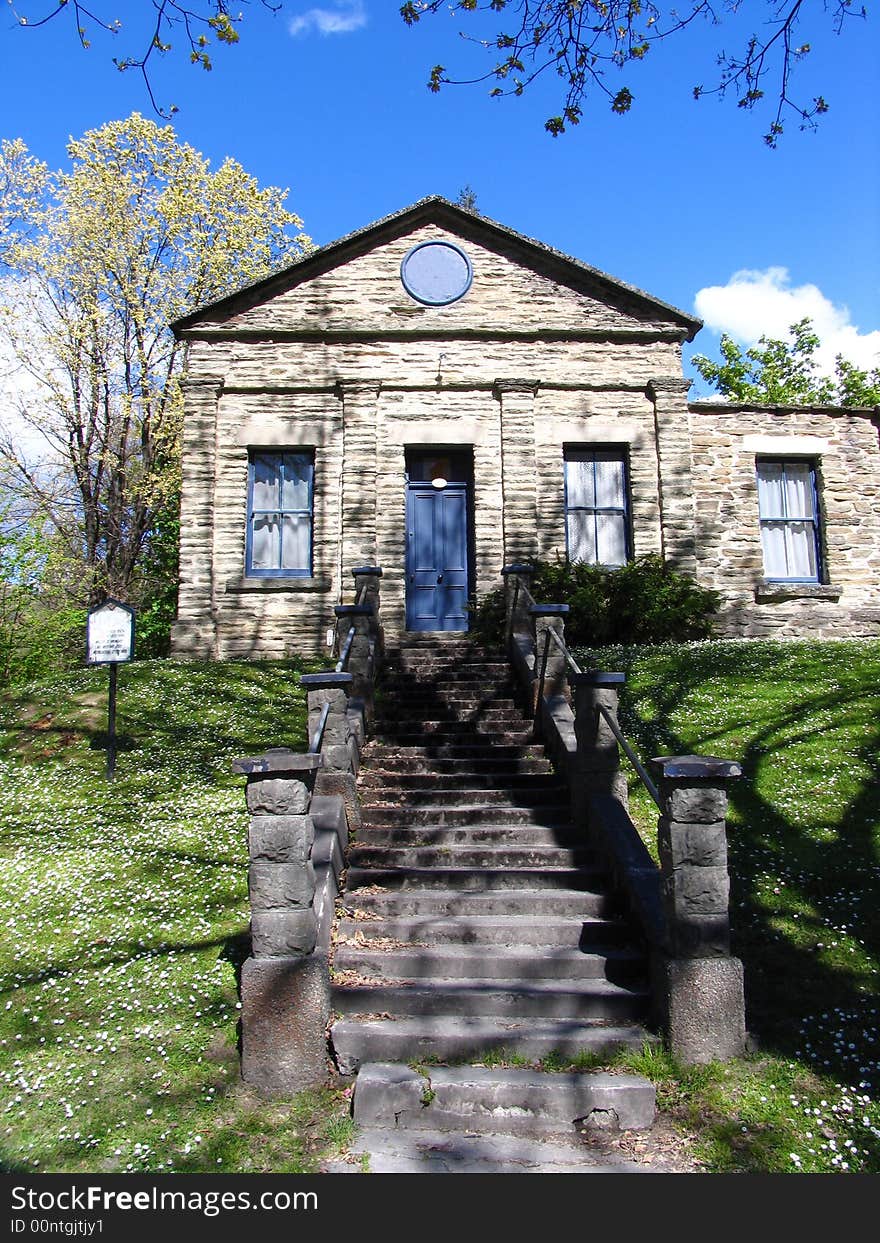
[170,197,880,658]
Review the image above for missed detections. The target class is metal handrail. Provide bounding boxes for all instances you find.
[536,624,583,705]
[308,701,331,755]
[531,617,660,810]
[335,626,356,673]
[597,702,661,809]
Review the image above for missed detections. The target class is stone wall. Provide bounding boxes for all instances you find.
[689,402,880,638]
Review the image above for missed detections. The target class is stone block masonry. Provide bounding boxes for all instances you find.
[231,749,330,1095]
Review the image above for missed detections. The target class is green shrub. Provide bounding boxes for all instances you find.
[468,556,720,647]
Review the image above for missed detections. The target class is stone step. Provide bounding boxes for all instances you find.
[378,688,520,704]
[350,825,582,847]
[331,978,649,1021]
[323,1127,655,1173]
[358,770,563,792]
[345,866,606,892]
[331,1017,654,1074]
[333,943,646,982]
[363,742,548,760]
[335,913,633,946]
[347,844,593,870]
[343,887,620,919]
[376,730,537,747]
[359,785,568,808]
[359,804,570,827]
[383,663,512,678]
[375,712,529,729]
[352,1063,656,1136]
[360,753,553,775]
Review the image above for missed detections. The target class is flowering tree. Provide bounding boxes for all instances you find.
[0,113,310,621]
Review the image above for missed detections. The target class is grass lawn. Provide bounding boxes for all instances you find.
[0,658,354,1174]
[574,638,880,1172]
[1,640,878,1174]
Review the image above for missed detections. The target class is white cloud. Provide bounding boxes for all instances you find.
[694,268,880,377]
[288,2,367,36]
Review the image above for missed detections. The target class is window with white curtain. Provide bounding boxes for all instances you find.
[564,449,629,567]
[246,451,314,576]
[756,458,821,581]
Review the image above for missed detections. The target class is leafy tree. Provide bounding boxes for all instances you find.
[692,318,880,405]
[0,114,310,636]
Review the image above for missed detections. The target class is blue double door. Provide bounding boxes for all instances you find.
[405,481,470,632]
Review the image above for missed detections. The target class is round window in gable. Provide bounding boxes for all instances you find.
[400,240,473,306]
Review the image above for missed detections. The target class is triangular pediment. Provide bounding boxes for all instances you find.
[173,198,700,341]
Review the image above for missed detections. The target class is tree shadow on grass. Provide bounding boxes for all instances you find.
[578,642,880,1091]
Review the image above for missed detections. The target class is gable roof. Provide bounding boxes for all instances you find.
[171,196,702,340]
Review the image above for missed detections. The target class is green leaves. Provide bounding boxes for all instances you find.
[692,318,878,406]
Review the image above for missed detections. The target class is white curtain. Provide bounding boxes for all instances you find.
[281,515,311,571]
[251,514,280,570]
[565,455,595,508]
[757,461,817,578]
[596,513,627,567]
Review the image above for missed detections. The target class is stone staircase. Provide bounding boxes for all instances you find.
[327,638,659,1169]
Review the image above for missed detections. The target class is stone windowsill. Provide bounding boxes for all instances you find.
[754,582,842,603]
[225,574,332,593]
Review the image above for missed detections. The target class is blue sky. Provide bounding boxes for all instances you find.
[1,2,878,389]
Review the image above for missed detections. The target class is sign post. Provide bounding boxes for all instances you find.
[86,599,136,780]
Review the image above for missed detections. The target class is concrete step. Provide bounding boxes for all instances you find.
[333,943,647,982]
[344,866,607,892]
[323,1127,655,1173]
[347,844,593,870]
[331,977,649,1021]
[331,1017,654,1073]
[343,886,620,917]
[335,913,633,946]
[352,1063,655,1136]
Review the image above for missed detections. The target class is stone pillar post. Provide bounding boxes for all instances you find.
[647,377,697,573]
[231,750,329,1096]
[529,604,570,708]
[300,672,355,772]
[572,672,629,828]
[651,754,746,1064]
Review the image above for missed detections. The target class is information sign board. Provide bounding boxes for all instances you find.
[86,599,135,665]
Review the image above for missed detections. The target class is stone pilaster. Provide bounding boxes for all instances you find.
[171,376,223,658]
[495,380,539,564]
[572,672,629,826]
[232,749,329,1096]
[529,603,570,703]
[648,377,696,573]
[338,381,381,571]
[300,672,355,772]
[650,754,746,1064]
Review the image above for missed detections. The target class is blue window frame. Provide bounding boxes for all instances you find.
[246,451,314,577]
[564,448,630,567]
[756,458,822,582]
